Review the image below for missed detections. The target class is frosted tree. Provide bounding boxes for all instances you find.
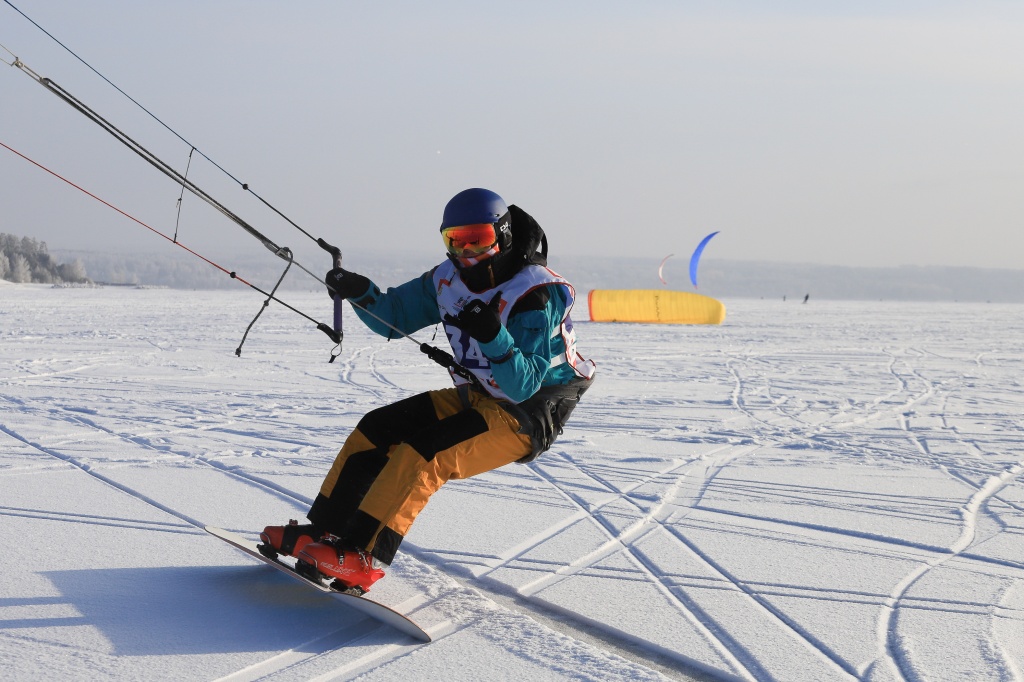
[58,258,88,283]
[0,232,91,283]
[10,254,31,283]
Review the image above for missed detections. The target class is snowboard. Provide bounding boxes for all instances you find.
[204,526,431,642]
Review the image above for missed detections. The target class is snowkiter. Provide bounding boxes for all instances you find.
[260,188,596,594]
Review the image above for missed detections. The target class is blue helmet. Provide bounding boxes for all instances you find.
[440,188,508,229]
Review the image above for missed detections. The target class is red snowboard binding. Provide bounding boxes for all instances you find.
[258,520,324,559]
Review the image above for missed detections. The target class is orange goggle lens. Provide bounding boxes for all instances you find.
[441,223,498,256]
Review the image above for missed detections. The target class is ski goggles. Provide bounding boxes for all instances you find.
[441,223,499,257]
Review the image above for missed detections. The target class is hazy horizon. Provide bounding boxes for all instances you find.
[34,246,1024,303]
[2,1,1023,271]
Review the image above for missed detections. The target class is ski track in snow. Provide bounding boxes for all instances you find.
[2,288,1024,681]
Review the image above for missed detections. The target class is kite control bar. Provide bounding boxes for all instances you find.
[317,236,346,358]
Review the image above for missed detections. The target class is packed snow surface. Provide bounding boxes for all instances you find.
[1,285,1023,681]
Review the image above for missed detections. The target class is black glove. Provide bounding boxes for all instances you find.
[445,294,502,343]
[325,267,370,300]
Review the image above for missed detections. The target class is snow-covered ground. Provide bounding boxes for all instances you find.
[1,283,1022,681]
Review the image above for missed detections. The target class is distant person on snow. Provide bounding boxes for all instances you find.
[259,188,596,594]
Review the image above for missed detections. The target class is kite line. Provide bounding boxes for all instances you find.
[1,4,474,380]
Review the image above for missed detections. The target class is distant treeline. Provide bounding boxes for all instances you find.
[557,257,1024,303]
[51,249,433,291]
[0,233,89,284]
[52,250,290,289]
[32,247,1024,302]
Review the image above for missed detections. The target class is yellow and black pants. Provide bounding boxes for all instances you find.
[307,386,532,565]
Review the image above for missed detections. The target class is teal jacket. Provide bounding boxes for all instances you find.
[349,269,577,403]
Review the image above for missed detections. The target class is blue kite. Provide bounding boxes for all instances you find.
[689,231,719,288]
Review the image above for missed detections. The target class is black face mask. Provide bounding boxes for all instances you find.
[451,251,513,292]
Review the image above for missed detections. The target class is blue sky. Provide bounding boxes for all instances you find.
[2,1,1022,270]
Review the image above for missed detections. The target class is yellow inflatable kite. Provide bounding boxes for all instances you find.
[587,290,726,325]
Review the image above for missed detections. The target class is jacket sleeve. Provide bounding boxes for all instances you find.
[350,269,442,338]
[477,286,568,403]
